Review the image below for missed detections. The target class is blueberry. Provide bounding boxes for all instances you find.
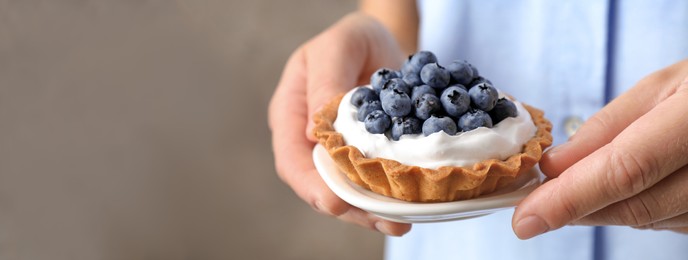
[440,86,470,118]
[446,60,474,86]
[370,68,400,95]
[468,76,492,89]
[364,110,391,134]
[420,63,451,90]
[381,88,412,117]
[458,109,493,131]
[489,98,519,124]
[412,51,438,65]
[391,117,422,141]
[401,51,438,76]
[414,93,442,120]
[422,115,458,136]
[402,72,423,87]
[350,87,378,108]
[469,63,479,79]
[410,85,436,103]
[380,78,411,98]
[468,82,499,111]
[401,56,414,75]
[357,100,383,122]
[447,84,467,92]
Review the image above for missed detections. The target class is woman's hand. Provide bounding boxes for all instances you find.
[268,13,411,236]
[513,59,688,239]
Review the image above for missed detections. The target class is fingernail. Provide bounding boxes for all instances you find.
[313,201,329,215]
[375,222,394,236]
[547,142,567,154]
[514,215,550,239]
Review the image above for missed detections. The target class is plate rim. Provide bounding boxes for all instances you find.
[312,144,542,220]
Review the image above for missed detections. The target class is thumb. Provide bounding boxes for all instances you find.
[304,13,404,141]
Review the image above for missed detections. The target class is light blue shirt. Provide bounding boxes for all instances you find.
[386,1,688,259]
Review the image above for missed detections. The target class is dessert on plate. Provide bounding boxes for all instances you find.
[312,51,552,202]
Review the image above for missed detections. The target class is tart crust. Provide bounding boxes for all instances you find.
[313,93,553,202]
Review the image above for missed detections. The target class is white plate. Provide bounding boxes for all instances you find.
[312,144,543,223]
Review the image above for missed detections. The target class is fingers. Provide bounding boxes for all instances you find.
[269,20,411,236]
[635,214,688,230]
[633,213,688,230]
[334,207,412,236]
[270,47,312,188]
[573,164,688,228]
[302,14,369,141]
[513,82,688,239]
[303,14,367,119]
[540,59,688,178]
[306,168,411,236]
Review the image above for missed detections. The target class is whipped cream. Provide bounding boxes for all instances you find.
[333,86,537,169]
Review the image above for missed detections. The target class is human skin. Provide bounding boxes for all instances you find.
[513,60,688,239]
[269,1,688,238]
[268,11,413,236]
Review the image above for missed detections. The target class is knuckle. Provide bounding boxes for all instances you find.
[632,220,666,231]
[560,196,582,223]
[308,199,327,215]
[605,145,657,198]
[680,77,688,91]
[632,224,656,230]
[620,196,656,226]
[586,110,614,134]
[312,196,348,217]
[551,180,583,223]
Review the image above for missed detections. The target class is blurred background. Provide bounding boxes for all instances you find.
[0,0,385,259]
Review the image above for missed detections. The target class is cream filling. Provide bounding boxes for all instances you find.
[333,87,537,169]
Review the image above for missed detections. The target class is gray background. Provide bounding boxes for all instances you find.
[0,0,385,259]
